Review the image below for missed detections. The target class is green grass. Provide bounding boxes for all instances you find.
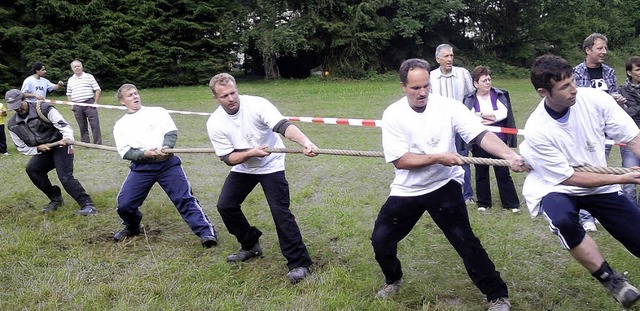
[0,76,637,310]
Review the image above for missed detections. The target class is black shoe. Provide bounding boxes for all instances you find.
[201,236,218,248]
[602,271,640,308]
[75,203,97,216]
[287,266,311,284]
[43,198,63,213]
[113,225,141,242]
[226,243,263,262]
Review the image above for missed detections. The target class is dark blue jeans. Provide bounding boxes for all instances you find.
[371,180,508,302]
[25,145,92,206]
[217,170,312,270]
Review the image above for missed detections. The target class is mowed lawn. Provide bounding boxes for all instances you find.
[0,76,637,311]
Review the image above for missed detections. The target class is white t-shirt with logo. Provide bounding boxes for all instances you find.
[207,95,286,174]
[520,87,639,216]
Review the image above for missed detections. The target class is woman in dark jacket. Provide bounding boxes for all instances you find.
[462,66,520,212]
[618,56,640,208]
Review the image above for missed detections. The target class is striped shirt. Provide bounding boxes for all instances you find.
[66,72,100,102]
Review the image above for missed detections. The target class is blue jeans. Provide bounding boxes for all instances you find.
[621,146,640,208]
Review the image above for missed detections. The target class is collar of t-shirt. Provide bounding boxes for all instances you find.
[544,102,569,121]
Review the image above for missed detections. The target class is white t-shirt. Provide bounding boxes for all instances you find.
[520,87,640,216]
[113,106,177,159]
[21,76,55,103]
[382,94,486,197]
[207,95,286,174]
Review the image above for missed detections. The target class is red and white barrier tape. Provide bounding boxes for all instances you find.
[32,99,624,146]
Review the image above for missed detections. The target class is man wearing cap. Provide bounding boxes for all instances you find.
[4,89,97,216]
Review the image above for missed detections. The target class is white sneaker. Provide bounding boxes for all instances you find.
[511,208,520,213]
[465,198,476,205]
[477,207,488,212]
[375,279,403,299]
[583,222,597,232]
[487,297,511,311]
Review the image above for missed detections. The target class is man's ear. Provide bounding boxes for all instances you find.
[536,88,550,98]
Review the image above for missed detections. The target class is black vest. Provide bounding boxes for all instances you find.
[7,103,63,146]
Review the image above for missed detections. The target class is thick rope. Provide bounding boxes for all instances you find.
[54,140,633,175]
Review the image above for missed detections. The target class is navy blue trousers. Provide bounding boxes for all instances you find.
[216,171,312,270]
[25,145,92,206]
[541,191,640,255]
[471,145,520,209]
[116,156,216,239]
[371,180,508,301]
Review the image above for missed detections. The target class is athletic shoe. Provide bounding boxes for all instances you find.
[375,279,403,299]
[113,225,141,242]
[287,266,311,283]
[487,297,511,311]
[200,236,218,248]
[602,272,640,308]
[511,208,520,213]
[226,243,263,262]
[1,152,8,156]
[43,198,63,213]
[478,206,488,212]
[75,203,97,216]
[465,198,476,205]
[583,222,597,232]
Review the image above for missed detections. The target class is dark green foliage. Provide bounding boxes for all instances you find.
[0,0,638,88]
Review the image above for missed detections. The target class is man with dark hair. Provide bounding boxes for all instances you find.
[521,54,640,308]
[21,61,64,103]
[4,89,97,215]
[207,73,317,284]
[371,58,526,311]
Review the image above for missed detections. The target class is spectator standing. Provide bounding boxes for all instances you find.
[21,61,64,103]
[430,43,476,205]
[111,84,218,248]
[462,66,520,212]
[66,60,102,144]
[520,54,640,309]
[207,73,316,283]
[618,56,640,208]
[4,89,97,215]
[0,101,7,155]
[371,58,527,311]
[572,33,626,231]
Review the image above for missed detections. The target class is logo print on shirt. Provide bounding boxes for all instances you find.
[590,79,609,91]
[585,141,596,152]
[427,137,440,148]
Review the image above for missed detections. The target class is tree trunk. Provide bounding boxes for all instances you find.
[263,53,280,79]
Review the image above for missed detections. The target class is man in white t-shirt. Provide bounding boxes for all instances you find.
[520,54,640,308]
[371,58,526,311]
[207,73,317,284]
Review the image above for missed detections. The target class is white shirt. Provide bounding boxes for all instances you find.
[430,66,474,102]
[520,88,640,216]
[207,95,286,174]
[21,76,55,103]
[66,72,100,102]
[113,106,177,159]
[382,94,486,197]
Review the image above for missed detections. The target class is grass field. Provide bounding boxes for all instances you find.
[0,76,637,311]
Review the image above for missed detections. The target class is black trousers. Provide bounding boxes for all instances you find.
[371,181,508,302]
[471,145,520,209]
[25,145,92,207]
[216,170,312,270]
[0,124,6,153]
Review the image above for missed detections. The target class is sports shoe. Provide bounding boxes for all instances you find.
[465,198,476,205]
[226,243,263,262]
[478,206,488,212]
[487,297,511,311]
[287,266,311,283]
[511,208,520,213]
[583,221,597,232]
[200,236,218,248]
[1,152,8,156]
[43,198,63,213]
[375,279,403,299]
[601,271,640,308]
[75,203,97,216]
[113,225,141,242]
